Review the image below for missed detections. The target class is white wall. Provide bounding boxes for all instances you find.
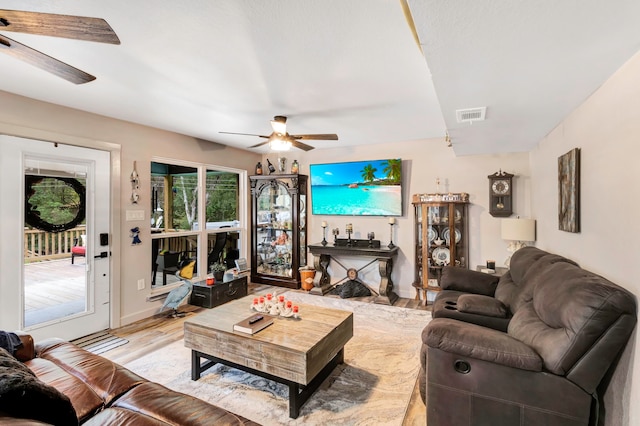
[1,89,533,328]
[271,141,530,299]
[0,91,260,327]
[530,51,640,425]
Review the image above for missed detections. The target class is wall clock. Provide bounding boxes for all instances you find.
[488,170,514,217]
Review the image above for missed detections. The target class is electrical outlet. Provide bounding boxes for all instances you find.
[137,278,145,290]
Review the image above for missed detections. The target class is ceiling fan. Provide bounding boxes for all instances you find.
[0,9,120,84]
[220,115,339,151]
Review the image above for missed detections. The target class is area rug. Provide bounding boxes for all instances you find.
[123,292,431,425]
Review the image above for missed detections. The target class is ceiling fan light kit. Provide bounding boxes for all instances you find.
[270,116,287,135]
[268,135,292,151]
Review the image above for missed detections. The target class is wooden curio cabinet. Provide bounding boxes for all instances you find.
[250,174,308,289]
[412,193,469,296]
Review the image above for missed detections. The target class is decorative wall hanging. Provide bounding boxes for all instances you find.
[130,227,142,245]
[558,148,580,233]
[25,175,86,233]
[130,161,140,204]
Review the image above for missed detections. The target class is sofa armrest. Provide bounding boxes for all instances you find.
[13,332,35,362]
[424,318,542,371]
[440,267,499,296]
[457,294,508,318]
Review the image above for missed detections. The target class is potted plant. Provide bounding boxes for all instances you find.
[210,262,226,282]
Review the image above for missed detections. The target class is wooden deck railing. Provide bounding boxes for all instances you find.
[24,226,86,263]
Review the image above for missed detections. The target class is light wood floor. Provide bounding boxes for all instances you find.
[103,283,428,425]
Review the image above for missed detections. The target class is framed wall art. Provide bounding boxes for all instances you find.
[558,148,580,233]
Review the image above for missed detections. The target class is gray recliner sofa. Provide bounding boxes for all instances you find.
[420,248,637,426]
[432,247,577,332]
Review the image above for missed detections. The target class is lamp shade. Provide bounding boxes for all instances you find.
[501,218,536,241]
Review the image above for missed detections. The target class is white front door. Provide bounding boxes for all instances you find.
[0,136,110,341]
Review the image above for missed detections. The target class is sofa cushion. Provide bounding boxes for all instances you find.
[424,318,543,371]
[35,338,147,406]
[0,415,53,425]
[457,294,508,318]
[92,381,256,425]
[0,348,78,426]
[433,291,511,332]
[495,251,578,313]
[508,262,636,377]
[493,247,552,312]
[506,246,549,284]
[440,266,499,296]
[26,357,104,423]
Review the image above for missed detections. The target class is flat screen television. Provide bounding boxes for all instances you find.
[310,159,402,216]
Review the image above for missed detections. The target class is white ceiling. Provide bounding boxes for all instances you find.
[1,0,639,155]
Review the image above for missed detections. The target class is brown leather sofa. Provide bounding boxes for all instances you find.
[1,333,258,425]
[420,248,637,426]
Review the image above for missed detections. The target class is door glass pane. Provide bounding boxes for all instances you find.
[299,192,307,268]
[23,159,88,327]
[256,181,293,278]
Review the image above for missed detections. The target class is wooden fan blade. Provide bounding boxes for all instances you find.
[219,132,270,138]
[248,140,270,149]
[290,133,339,140]
[290,139,315,151]
[0,34,95,84]
[0,10,120,44]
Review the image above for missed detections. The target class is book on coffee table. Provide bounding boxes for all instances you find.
[233,314,274,334]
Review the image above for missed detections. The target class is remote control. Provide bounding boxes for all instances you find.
[249,315,263,324]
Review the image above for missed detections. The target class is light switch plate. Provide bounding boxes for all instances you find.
[126,210,145,221]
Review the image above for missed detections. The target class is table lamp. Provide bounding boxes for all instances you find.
[501,217,536,267]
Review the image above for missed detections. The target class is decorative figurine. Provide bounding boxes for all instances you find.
[130,227,142,245]
[250,294,299,318]
[130,161,139,189]
[266,159,276,174]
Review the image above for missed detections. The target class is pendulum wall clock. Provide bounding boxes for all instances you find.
[488,170,514,217]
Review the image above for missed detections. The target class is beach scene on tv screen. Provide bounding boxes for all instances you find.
[310,159,402,216]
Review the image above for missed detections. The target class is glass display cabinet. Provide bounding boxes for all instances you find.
[250,174,308,289]
[412,193,469,300]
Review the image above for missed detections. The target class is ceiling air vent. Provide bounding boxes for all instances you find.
[456,107,486,124]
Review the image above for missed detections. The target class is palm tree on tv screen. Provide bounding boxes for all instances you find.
[382,159,401,184]
[360,164,377,183]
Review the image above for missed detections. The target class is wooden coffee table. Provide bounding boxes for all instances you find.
[183,295,353,418]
